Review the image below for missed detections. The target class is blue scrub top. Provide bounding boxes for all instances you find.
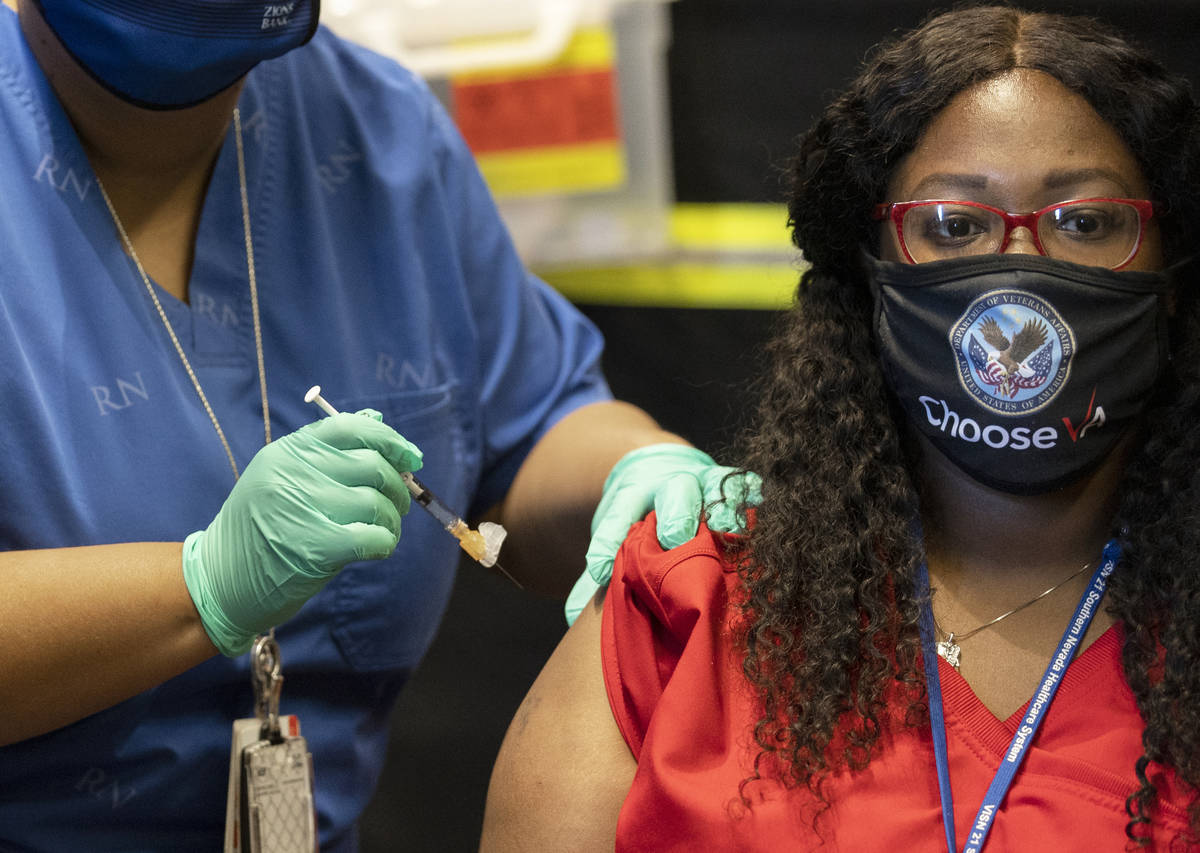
[0,11,610,851]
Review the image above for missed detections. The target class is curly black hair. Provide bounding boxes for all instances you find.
[733,4,1200,846]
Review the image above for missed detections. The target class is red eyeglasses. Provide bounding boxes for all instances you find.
[872,197,1156,269]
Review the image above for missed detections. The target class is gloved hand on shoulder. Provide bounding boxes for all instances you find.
[182,409,422,656]
[565,443,761,625]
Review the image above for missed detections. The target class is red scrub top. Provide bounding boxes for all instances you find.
[601,517,1196,851]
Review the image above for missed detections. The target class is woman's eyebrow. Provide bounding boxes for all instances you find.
[1041,167,1133,193]
[903,168,1135,201]
[907,172,990,197]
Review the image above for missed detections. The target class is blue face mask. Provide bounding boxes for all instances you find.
[32,0,320,109]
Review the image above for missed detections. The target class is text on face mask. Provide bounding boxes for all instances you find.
[917,396,1058,450]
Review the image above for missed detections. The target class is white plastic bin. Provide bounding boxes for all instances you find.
[323,0,675,268]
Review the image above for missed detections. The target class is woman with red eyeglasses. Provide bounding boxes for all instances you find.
[481,6,1200,852]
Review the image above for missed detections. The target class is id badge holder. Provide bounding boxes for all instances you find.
[223,634,318,853]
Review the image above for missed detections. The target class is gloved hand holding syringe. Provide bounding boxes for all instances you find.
[305,386,521,589]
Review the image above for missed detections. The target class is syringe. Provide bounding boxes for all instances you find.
[304,385,522,589]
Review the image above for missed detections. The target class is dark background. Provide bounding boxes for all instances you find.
[360,1,1200,849]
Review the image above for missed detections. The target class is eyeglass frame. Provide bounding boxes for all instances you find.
[871,197,1157,270]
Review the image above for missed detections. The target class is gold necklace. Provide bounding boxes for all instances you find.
[933,559,1093,670]
[95,107,269,479]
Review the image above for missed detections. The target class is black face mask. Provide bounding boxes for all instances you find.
[865,252,1175,494]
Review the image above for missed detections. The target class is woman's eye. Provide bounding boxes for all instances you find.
[1055,209,1109,236]
[928,215,986,241]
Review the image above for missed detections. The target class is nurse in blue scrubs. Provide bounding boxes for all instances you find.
[0,2,750,849]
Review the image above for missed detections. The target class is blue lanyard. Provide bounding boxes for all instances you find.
[918,539,1120,853]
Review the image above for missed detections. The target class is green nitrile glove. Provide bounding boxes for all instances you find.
[564,443,762,625]
[183,410,423,656]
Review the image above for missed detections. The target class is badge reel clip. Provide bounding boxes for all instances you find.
[223,634,317,853]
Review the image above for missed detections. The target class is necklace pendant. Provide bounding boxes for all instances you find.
[937,634,961,670]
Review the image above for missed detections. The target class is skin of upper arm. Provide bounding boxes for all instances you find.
[480,589,636,852]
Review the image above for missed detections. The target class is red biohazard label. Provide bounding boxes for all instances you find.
[452,69,620,154]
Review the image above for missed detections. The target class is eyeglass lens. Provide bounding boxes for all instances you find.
[900,201,1142,268]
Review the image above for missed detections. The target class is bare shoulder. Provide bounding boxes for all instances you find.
[480,591,636,852]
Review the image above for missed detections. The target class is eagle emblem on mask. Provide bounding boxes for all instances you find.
[950,290,1075,416]
[970,315,1053,399]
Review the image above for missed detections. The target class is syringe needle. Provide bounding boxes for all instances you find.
[489,561,524,590]
[305,385,519,588]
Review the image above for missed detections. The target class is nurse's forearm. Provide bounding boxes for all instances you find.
[0,543,216,745]
[496,400,687,597]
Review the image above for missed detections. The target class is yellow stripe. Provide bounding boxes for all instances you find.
[533,203,802,309]
[539,262,801,310]
[477,141,625,197]
[670,203,792,251]
[451,26,615,83]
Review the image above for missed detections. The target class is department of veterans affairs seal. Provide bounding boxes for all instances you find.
[949,289,1075,416]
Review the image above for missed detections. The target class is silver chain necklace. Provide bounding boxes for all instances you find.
[95,107,270,479]
[933,559,1093,670]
